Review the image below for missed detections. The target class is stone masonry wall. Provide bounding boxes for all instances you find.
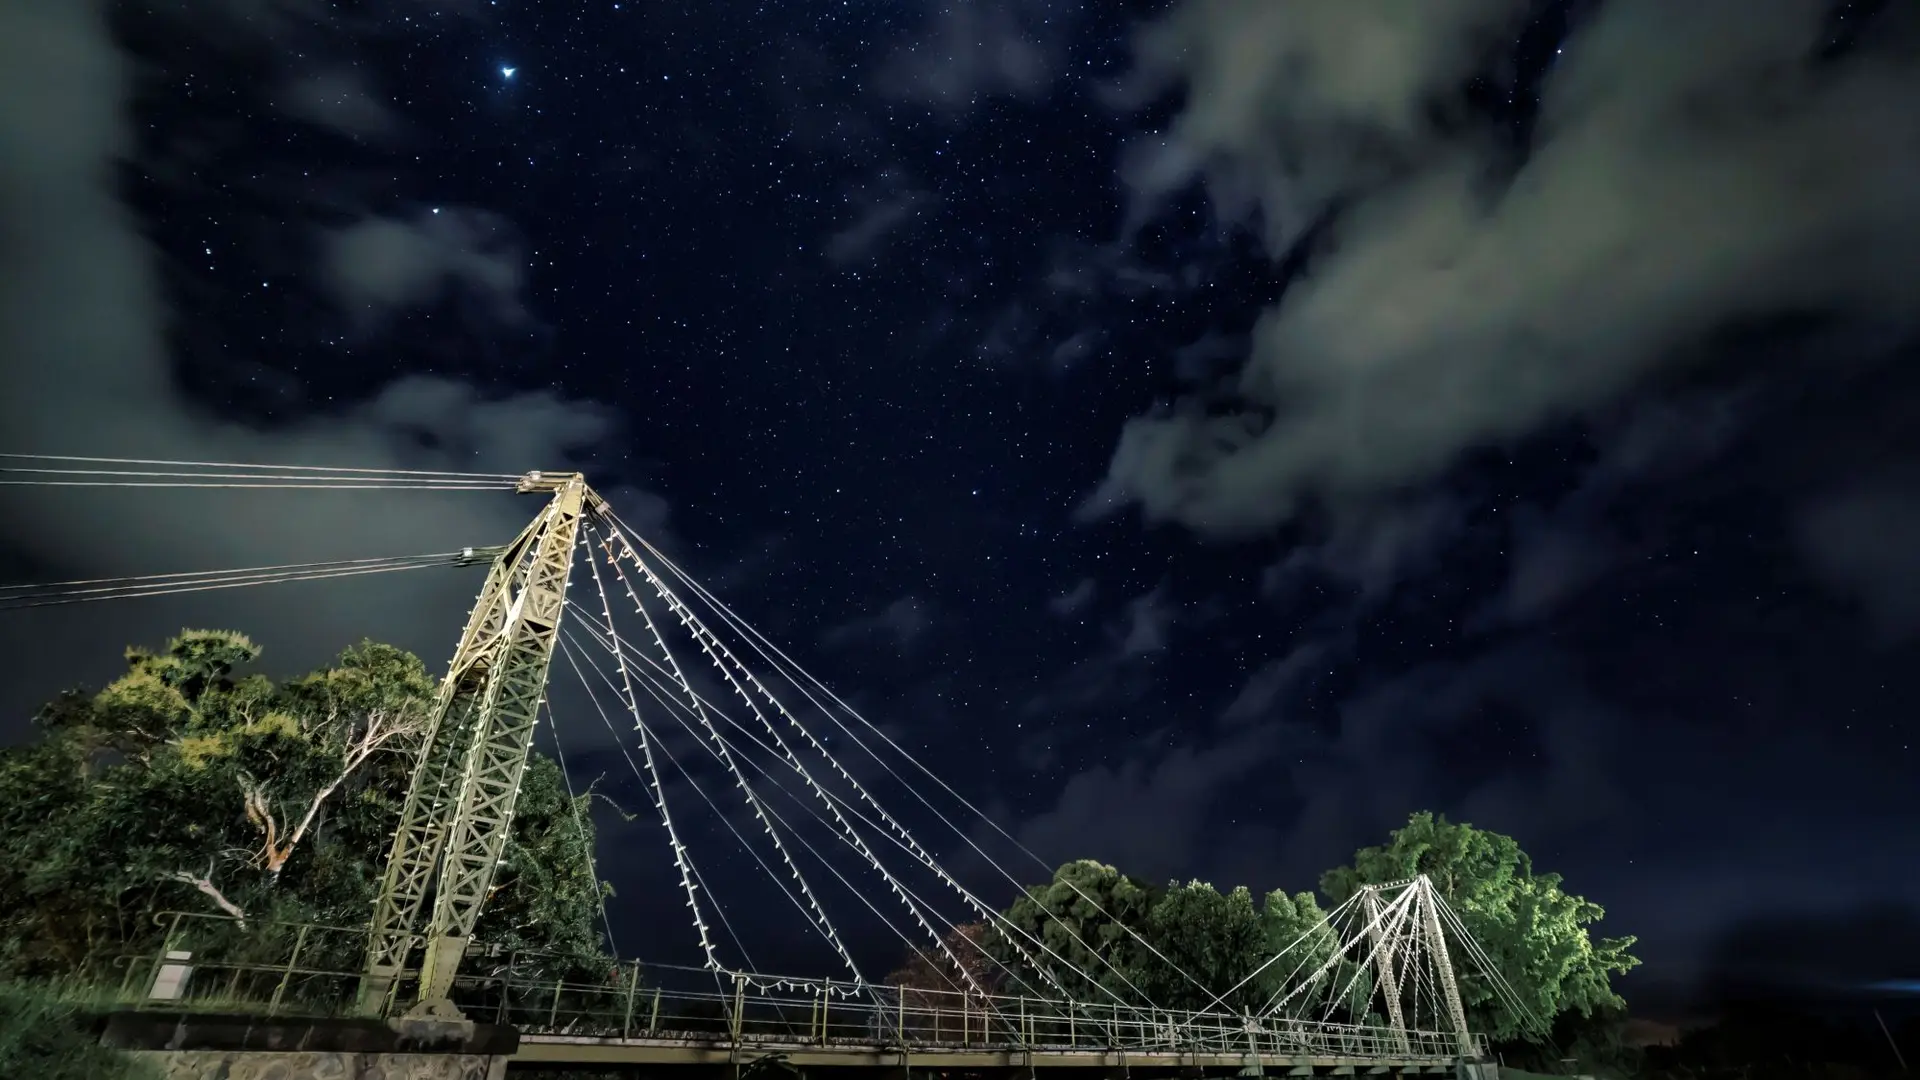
[129,1049,508,1080]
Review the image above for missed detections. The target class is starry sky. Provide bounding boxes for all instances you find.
[2,0,1919,1017]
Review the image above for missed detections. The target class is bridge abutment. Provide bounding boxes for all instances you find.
[127,1047,507,1080]
[99,1011,517,1080]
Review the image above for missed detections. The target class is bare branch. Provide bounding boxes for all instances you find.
[163,861,247,928]
[245,704,432,877]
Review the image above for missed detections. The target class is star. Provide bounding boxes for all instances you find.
[501,66,516,79]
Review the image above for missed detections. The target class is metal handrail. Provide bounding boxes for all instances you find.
[71,913,1485,1063]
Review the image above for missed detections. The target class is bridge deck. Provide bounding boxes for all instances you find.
[513,1032,1463,1072]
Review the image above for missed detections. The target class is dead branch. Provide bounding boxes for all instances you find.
[163,860,247,928]
[245,704,430,876]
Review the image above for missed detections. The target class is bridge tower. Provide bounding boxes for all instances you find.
[1361,887,1413,1055]
[1416,877,1474,1058]
[357,472,591,1019]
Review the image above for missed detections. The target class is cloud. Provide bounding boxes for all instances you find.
[1488,517,1614,626]
[1261,495,1464,604]
[1115,588,1174,657]
[821,596,934,652]
[1272,644,1632,884]
[874,4,1056,114]
[1221,639,1331,726]
[824,177,937,266]
[320,208,528,327]
[1090,0,1920,538]
[283,69,400,139]
[0,0,655,728]
[1797,480,1920,641]
[1046,578,1096,618]
[1013,724,1283,884]
[1047,330,1100,374]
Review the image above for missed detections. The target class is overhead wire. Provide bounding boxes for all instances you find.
[0,554,469,611]
[0,452,523,480]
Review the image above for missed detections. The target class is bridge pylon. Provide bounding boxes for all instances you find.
[1415,877,1474,1059]
[357,471,590,1019]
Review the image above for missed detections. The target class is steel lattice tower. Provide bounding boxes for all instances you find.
[358,472,589,1019]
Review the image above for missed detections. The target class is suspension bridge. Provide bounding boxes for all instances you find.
[0,455,1520,1078]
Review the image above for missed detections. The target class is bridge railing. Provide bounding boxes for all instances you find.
[77,913,1478,1062]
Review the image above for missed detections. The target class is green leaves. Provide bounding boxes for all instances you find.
[980,811,1636,1052]
[1318,812,1640,1043]
[991,859,1161,1003]
[0,629,612,982]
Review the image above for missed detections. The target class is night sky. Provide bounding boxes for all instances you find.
[2,0,1919,1018]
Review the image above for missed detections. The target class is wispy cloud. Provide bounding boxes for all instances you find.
[320,208,529,328]
[825,178,938,267]
[874,3,1058,115]
[1046,577,1096,618]
[0,0,650,727]
[283,68,401,139]
[1091,0,1920,538]
[822,596,934,652]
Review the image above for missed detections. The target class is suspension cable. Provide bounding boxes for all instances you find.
[561,627,796,974]
[569,611,1049,1006]
[569,556,720,970]
[0,551,478,594]
[612,514,1208,1006]
[566,601,1133,1014]
[590,525,869,987]
[597,525,997,1003]
[540,696,619,959]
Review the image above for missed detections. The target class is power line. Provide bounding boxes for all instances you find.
[0,452,523,480]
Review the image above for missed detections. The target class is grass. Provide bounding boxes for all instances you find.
[0,979,161,1080]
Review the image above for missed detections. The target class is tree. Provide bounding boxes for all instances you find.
[884,921,1004,997]
[0,629,611,988]
[988,859,1161,1004]
[1139,881,1267,1012]
[1319,811,1639,1043]
[1255,888,1342,1011]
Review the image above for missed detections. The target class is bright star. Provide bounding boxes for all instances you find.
[501,66,516,79]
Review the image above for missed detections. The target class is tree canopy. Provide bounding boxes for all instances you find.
[1321,811,1640,1042]
[0,629,611,981]
[908,812,1635,1054]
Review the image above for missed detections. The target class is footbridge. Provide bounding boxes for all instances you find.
[1,457,1520,1077]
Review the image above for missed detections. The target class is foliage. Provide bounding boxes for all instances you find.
[0,630,612,990]
[987,859,1161,1004]
[1138,880,1267,1011]
[0,980,159,1080]
[1319,811,1640,1043]
[973,812,1636,1058]
[884,921,1004,996]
